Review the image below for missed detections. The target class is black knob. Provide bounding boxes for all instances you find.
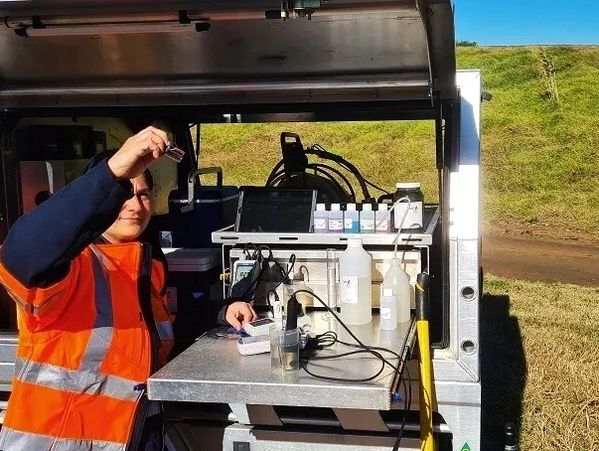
[504,422,519,451]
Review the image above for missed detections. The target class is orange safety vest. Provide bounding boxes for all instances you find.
[0,242,174,450]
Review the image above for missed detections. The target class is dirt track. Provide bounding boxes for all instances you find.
[483,234,599,287]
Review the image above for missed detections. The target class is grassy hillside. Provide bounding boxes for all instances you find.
[460,46,599,238]
[199,46,599,239]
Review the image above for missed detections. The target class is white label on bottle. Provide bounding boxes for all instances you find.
[329,219,344,231]
[314,218,327,231]
[361,219,374,231]
[340,276,359,304]
[344,218,353,229]
[394,201,423,229]
[376,219,390,232]
[380,307,392,320]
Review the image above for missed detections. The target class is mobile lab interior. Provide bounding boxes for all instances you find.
[0,1,482,450]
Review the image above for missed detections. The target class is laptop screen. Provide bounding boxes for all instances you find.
[235,187,316,233]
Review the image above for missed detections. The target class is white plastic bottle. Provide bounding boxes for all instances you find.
[328,203,344,233]
[376,203,391,233]
[339,238,372,325]
[344,203,360,233]
[360,204,375,234]
[382,258,412,324]
[313,203,328,233]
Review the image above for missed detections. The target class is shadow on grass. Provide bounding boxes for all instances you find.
[480,293,526,450]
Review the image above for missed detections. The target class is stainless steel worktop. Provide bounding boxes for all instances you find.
[212,206,439,247]
[147,312,415,410]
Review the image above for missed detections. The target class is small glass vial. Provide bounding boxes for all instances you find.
[328,203,344,233]
[313,203,328,233]
[359,203,375,234]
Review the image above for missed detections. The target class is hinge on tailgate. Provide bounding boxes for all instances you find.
[274,0,322,20]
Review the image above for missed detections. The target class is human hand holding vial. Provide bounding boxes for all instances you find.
[163,144,185,163]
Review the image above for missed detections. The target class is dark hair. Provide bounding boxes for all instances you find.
[82,150,154,190]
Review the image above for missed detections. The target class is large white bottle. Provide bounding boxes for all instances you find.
[382,258,412,324]
[339,238,372,325]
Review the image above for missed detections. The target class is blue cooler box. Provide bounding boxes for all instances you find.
[167,167,238,248]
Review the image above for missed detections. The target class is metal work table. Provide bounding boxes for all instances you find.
[148,312,416,411]
[212,206,439,247]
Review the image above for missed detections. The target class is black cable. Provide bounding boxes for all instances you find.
[301,332,390,381]
[315,331,337,340]
[300,352,387,382]
[305,165,350,197]
[249,253,296,303]
[306,163,357,201]
[334,337,411,449]
[226,247,296,303]
[311,331,338,348]
[336,339,401,359]
[295,290,400,370]
[296,290,414,448]
[335,315,416,377]
[364,178,391,195]
[265,170,287,187]
[225,243,266,301]
[271,163,357,202]
[309,144,373,200]
[265,161,285,186]
[308,333,335,348]
[377,193,395,204]
[293,289,416,394]
[393,361,412,451]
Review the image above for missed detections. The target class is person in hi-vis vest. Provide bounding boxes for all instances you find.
[0,126,257,450]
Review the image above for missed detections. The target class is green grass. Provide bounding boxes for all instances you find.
[460,46,599,238]
[482,275,599,450]
[200,121,439,203]
[198,46,599,239]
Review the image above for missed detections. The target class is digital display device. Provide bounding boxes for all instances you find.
[232,260,256,284]
[235,187,317,233]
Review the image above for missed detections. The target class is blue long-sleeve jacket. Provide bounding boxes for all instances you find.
[1,159,227,345]
[2,159,132,287]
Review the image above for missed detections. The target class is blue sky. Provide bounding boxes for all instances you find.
[455,0,599,45]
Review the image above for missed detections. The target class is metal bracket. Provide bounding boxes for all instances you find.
[281,0,322,19]
[229,404,283,427]
[334,409,388,432]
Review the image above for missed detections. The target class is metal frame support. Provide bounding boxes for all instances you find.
[433,69,482,451]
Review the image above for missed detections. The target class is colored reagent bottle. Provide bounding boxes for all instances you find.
[328,203,344,233]
[382,258,412,324]
[360,203,375,233]
[376,203,391,233]
[339,238,372,325]
[313,203,328,233]
[344,203,360,233]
